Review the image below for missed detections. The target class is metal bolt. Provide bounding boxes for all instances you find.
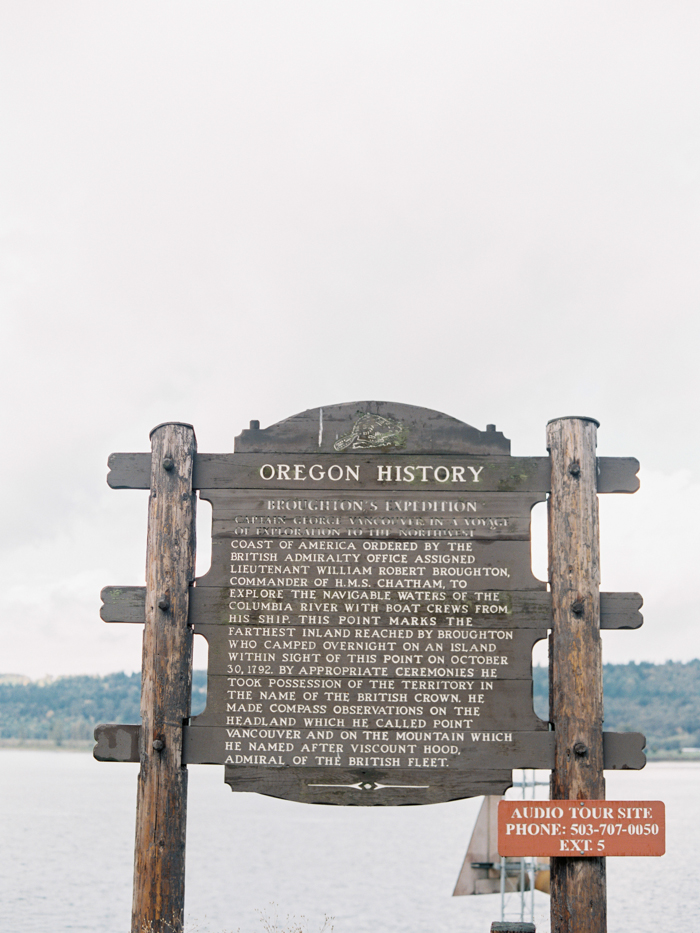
[152,739,165,751]
[158,597,170,611]
[568,461,581,478]
[249,420,260,430]
[571,599,585,616]
[162,458,174,471]
[573,742,588,756]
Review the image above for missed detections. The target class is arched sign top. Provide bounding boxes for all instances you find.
[234,400,511,456]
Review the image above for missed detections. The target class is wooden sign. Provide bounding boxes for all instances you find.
[97,402,644,808]
[190,406,550,803]
[498,800,665,857]
[95,405,648,933]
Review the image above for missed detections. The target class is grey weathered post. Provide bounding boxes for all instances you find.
[132,423,197,933]
[547,417,606,933]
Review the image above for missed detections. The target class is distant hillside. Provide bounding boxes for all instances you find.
[0,671,207,745]
[1,663,697,758]
[533,659,700,757]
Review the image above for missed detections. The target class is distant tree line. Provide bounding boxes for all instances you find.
[1,663,697,756]
[532,659,700,755]
[0,671,207,744]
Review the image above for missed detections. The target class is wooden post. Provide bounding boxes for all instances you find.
[547,417,606,933]
[132,423,197,933]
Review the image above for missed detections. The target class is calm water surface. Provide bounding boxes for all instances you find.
[0,751,696,933]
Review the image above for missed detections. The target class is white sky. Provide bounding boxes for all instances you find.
[1,3,698,678]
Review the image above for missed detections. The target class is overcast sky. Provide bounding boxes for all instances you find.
[2,3,698,678]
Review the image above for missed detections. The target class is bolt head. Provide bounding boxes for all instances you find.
[162,458,174,471]
[158,598,170,611]
[152,739,165,751]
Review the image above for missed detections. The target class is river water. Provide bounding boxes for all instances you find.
[0,751,696,933]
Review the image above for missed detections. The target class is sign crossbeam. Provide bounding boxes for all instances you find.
[101,586,643,629]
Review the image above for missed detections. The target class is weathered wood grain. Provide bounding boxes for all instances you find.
[100,585,643,629]
[201,622,546,680]
[204,489,543,541]
[106,452,639,494]
[94,723,140,762]
[547,417,607,933]
[102,583,550,627]
[224,764,514,806]
[192,675,548,732]
[131,424,196,933]
[90,724,646,771]
[184,726,556,769]
[107,452,151,489]
[596,456,640,494]
[199,536,544,591]
[100,586,147,623]
[233,402,512,455]
[102,405,641,823]
[490,923,536,933]
[599,591,643,629]
[184,727,645,772]
[601,731,646,769]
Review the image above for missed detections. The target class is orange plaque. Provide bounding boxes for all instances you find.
[498,800,665,857]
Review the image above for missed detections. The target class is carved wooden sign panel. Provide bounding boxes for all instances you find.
[98,401,644,806]
[191,403,548,804]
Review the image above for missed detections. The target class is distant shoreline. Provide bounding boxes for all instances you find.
[0,738,94,752]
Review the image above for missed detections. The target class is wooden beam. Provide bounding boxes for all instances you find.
[131,423,196,933]
[547,417,606,933]
[106,451,640,493]
[99,585,643,629]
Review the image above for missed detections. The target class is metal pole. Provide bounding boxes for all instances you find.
[500,856,507,921]
[132,423,197,933]
[547,417,606,933]
[532,771,536,923]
